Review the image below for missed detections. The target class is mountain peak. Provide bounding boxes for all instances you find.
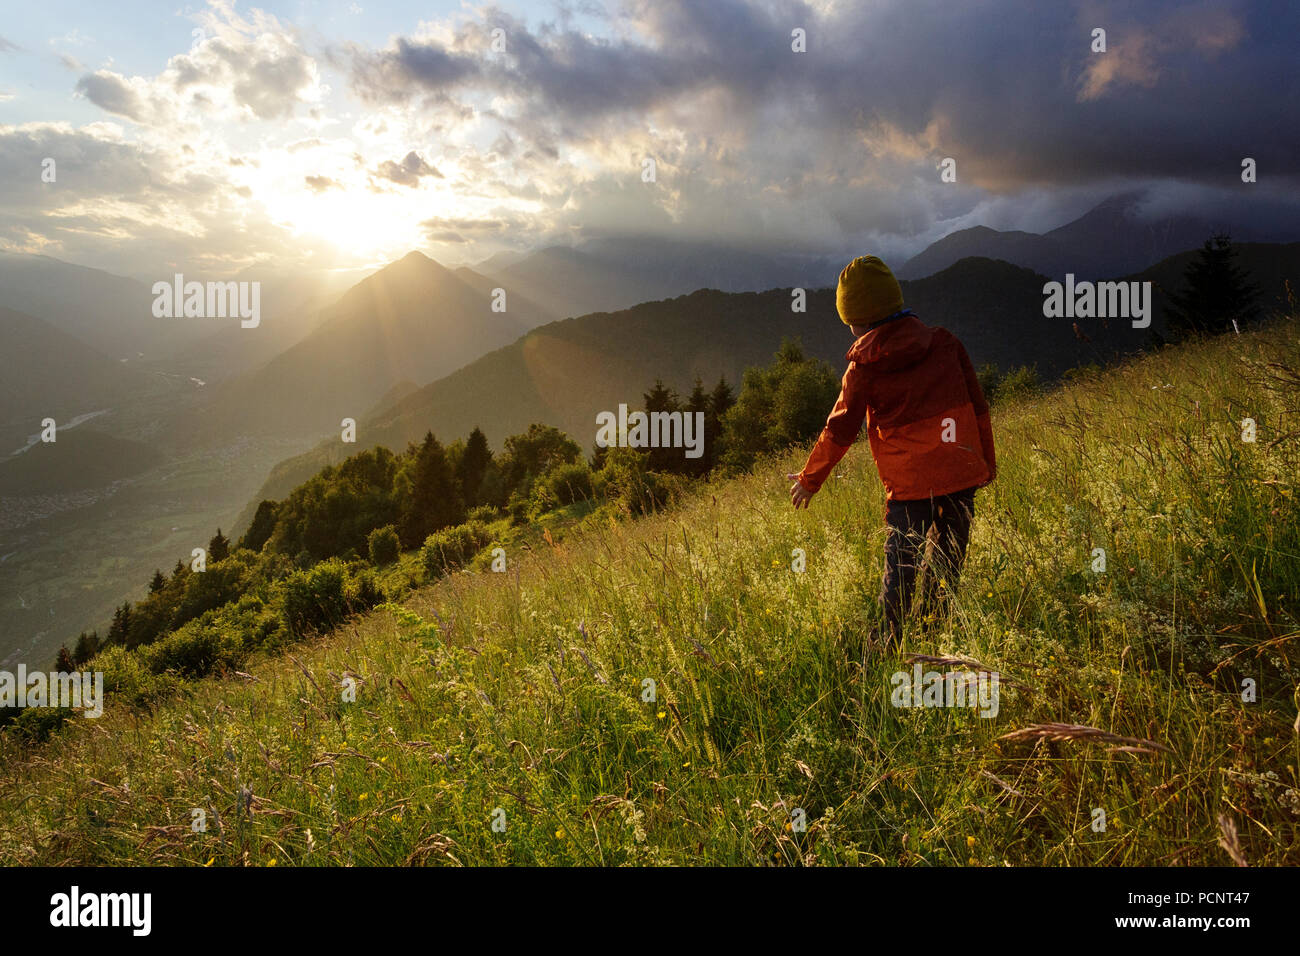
[395,250,442,268]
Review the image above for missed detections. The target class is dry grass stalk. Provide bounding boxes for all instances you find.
[998,722,1172,755]
[1216,814,1249,867]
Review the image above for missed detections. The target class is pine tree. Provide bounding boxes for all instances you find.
[684,378,712,477]
[708,376,736,471]
[709,376,736,419]
[73,630,100,666]
[239,500,279,553]
[208,528,230,563]
[55,645,76,673]
[1166,234,1260,337]
[107,602,132,647]
[149,569,166,594]
[457,427,493,507]
[398,432,464,548]
[643,378,681,472]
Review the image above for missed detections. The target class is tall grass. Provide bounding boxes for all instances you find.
[2,320,1298,866]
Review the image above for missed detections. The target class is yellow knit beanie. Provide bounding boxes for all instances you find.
[836,255,904,327]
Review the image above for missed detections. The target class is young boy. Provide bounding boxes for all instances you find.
[787,255,995,649]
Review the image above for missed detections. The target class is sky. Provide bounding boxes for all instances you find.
[0,0,1296,280]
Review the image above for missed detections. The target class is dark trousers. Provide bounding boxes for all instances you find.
[879,487,976,645]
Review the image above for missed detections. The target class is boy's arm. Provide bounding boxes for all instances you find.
[957,341,996,481]
[795,363,870,494]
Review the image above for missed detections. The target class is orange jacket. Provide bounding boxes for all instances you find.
[796,313,995,500]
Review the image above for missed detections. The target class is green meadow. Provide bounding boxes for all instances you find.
[2,318,1297,866]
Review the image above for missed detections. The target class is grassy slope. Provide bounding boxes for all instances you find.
[2,321,1298,866]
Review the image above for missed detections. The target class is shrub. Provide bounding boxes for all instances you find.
[280,559,350,638]
[717,339,839,472]
[346,567,385,612]
[91,645,177,710]
[142,619,246,679]
[530,461,594,515]
[3,708,72,744]
[422,521,492,578]
[171,555,251,632]
[596,447,682,517]
[506,490,531,525]
[995,364,1041,404]
[367,524,401,565]
[976,362,1001,402]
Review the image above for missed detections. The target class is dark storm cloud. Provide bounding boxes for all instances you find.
[347,0,798,119]
[797,0,1300,189]
[347,0,1299,194]
[347,38,482,104]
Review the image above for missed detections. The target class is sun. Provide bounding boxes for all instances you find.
[262,182,439,261]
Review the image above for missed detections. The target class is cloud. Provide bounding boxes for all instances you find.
[1077,29,1162,101]
[420,212,526,242]
[75,71,173,124]
[343,0,1295,209]
[0,36,20,53]
[9,0,1298,277]
[0,121,344,275]
[75,5,322,127]
[305,175,341,193]
[347,38,481,104]
[372,151,443,187]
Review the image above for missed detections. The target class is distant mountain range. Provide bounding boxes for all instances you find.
[897,193,1300,280]
[0,252,358,381]
[468,194,1300,322]
[0,306,148,452]
[0,254,191,362]
[237,240,1300,524]
[478,237,841,320]
[187,252,556,442]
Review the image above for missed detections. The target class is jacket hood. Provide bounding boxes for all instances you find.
[847,314,933,372]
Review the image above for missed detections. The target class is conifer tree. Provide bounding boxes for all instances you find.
[457,427,493,507]
[643,378,681,472]
[73,630,100,666]
[399,432,464,547]
[1167,234,1260,337]
[208,528,230,563]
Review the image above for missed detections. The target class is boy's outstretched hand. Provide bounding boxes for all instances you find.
[787,473,814,509]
